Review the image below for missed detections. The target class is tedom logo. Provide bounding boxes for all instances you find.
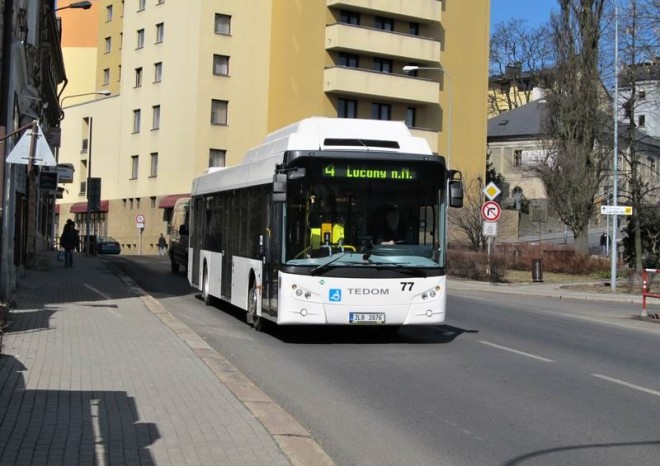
[329,289,342,302]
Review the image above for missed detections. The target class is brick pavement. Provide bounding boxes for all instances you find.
[0,251,296,466]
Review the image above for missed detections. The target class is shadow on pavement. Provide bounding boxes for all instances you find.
[0,354,160,465]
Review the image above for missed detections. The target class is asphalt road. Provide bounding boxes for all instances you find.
[109,255,660,466]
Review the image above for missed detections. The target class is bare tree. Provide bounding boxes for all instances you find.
[448,177,484,251]
[615,0,660,274]
[532,0,610,255]
[489,19,555,114]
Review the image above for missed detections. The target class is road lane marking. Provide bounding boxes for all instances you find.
[591,374,660,397]
[479,340,555,363]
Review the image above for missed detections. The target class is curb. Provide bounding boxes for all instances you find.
[102,258,335,466]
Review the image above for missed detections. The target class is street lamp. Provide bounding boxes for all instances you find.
[59,90,111,120]
[611,4,620,293]
[54,1,92,12]
[402,65,453,168]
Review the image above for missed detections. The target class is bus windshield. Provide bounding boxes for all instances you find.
[284,158,445,268]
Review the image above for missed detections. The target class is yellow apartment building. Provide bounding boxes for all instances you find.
[57,0,490,254]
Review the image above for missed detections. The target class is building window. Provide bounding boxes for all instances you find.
[119,32,123,49]
[371,102,391,120]
[131,156,139,179]
[133,109,141,133]
[638,114,646,127]
[106,5,113,21]
[138,0,146,11]
[513,149,523,167]
[155,22,164,43]
[152,105,160,130]
[213,54,229,76]
[150,197,156,208]
[405,107,416,128]
[215,14,231,35]
[339,10,360,25]
[374,16,394,31]
[118,64,121,81]
[154,62,162,82]
[373,57,393,73]
[135,67,142,87]
[103,68,110,85]
[638,90,646,99]
[339,52,359,68]
[209,149,226,168]
[137,29,145,49]
[409,22,420,36]
[150,153,158,177]
[338,98,357,118]
[104,36,112,53]
[211,99,228,125]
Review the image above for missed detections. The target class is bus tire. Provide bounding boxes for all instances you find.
[202,263,213,306]
[170,259,180,273]
[247,277,262,331]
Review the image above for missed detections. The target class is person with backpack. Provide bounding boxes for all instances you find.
[60,220,80,268]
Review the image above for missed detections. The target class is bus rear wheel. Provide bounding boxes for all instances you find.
[247,281,263,331]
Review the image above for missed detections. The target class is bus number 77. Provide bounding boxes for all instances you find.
[400,282,414,291]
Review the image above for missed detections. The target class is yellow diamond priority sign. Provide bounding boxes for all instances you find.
[483,181,501,201]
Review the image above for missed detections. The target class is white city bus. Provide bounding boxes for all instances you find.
[188,117,463,330]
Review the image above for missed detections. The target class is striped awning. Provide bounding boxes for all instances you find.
[158,193,189,208]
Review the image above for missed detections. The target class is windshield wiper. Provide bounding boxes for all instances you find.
[374,263,427,277]
[310,252,350,275]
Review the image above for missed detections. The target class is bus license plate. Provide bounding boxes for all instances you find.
[349,312,385,324]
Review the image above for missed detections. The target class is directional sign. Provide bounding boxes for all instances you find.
[600,205,633,216]
[481,201,501,221]
[483,181,501,201]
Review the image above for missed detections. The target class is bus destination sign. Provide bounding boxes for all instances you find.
[322,164,416,180]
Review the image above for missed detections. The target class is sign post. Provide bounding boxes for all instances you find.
[481,199,501,276]
[136,214,145,255]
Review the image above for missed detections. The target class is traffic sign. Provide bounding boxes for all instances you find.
[481,201,501,221]
[136,214,145,223]
[483,182,501,201]
[483,221,498,237]
[600,205,632,216]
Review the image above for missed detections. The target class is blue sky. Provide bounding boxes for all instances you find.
[490,0,558,29]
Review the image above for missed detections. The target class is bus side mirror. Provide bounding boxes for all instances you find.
[449,180,463,208]
[273,173,287,202]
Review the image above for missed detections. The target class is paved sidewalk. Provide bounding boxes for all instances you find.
[0,251,333,466]
[450,278,648,305]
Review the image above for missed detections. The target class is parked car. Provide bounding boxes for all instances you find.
[96,236,121,255]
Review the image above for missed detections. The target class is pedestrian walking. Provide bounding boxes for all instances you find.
[600,232,608,254]
[60,220,80,268]
[158,233,167,255]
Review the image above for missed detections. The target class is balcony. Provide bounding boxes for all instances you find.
[326,23,440,63]
[326,0,441,23]
[324,66,439,104]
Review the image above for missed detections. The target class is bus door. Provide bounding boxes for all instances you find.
[190,197,204,287]
[220,191,233,300]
